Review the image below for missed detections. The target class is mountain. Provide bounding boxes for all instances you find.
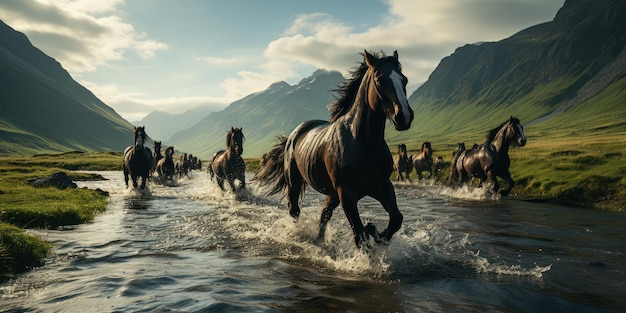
[132,106,214,141]
[395,0,626,146]
[168,69,345,158]
[0,20,133,155]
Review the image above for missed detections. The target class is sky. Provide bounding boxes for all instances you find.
[1,0,565,121]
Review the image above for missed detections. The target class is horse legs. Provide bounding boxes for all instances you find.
[498,170,514,197]
[140,172,148,189]
[337,190,368,247]
[316,195,340,242]
[123,165,129,187]
[370,180,403,243]
[131,174,138,188]
[286,178,304,219]
[486,169,499,195]
[216,176,225,191]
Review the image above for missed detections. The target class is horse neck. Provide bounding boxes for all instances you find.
[346,70,387,142]
[491,127,511,155]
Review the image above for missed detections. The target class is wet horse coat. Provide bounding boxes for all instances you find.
[454,117,527,196]
[123,126,154,189]
[254,50,414,247]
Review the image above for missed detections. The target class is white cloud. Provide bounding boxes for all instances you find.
[195,56,246,66]
[81,81,230,122]
[0,0,167,73]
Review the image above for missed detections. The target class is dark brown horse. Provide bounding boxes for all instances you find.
[412,141,434,179]
[453,117,527,196]
[393,144,412,182]
[152,141,163,176]
[254,50,414,247]
[209,127,246,191]
[123,126,155,189]
[156,146,175,181]
[448,142,466,184]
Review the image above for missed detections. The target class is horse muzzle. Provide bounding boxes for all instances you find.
[392,106,414,131]
[518,138,527,147]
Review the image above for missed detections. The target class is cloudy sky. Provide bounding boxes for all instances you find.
[1,0,564,121]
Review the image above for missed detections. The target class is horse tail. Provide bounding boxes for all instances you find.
[253,136,288,196]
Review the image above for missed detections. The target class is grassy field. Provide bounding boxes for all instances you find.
[0,151,119,281]
[398,134,625,212]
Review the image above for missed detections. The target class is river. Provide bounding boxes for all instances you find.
[1,171,624,312]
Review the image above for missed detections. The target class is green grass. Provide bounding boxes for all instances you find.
[0,223,51,281]
[0,151,120,281]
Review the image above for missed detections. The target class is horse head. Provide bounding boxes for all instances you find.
[422,141,432,156]
[228,127,244,155]
[508,116,527,147]
[363,50,413,131]
[165,146,174,157]
[397,143,407,156]
[134,126,147,148]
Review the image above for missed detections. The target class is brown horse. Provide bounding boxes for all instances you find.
[209,127,246,191]
[123,126,154,189]
[393,144,413,182]
[453,117,527,196]
[448,143,466,184]
[254,50,414,247]
[156,146,175,181]
[412,141,434,179]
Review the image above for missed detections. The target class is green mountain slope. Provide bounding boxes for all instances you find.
[391,0,626,151]
[0,20,133,155]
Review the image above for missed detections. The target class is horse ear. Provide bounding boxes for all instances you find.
[393,50,399,60]
[364,50,376,67]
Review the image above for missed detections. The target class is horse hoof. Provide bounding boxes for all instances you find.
[365,223,383,244]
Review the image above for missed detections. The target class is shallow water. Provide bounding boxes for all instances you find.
[1,171,624,312]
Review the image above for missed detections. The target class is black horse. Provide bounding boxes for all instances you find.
[393,143,412,182]
[209,127,246,191]
[412,141,434,179]
[254,50,414,247]
[453,117,527,196]
[156,146,175,181]
[123,126,155,189]
[152,141,163,176]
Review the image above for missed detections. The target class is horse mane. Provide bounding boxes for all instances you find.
[226,127,245,148]
[328,50,400,122]
[485,117,521,144]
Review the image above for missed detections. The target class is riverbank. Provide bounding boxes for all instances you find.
[0,151,118,281]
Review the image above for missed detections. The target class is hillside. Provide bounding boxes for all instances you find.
[0,20,133,155]
[393,0,626,149]
[132,106,214,141]
[168,69,345,158]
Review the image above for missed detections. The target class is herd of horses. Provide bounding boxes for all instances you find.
[122,126,205,189]
[392,115,527,197]
[123,50,527,248]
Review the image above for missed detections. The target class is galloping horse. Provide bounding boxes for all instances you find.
[453,117,527,196]
[254,50,414,247]
[412,141,434,179]
[123,126,155,189]
[209,127,246,191]
[152,141,163,176]
[448,143,466,185]
[156,146,175,181]
[176,153,190,178]
[393,144,412,182]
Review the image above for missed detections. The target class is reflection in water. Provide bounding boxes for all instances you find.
[125,196,152,211]
[0,171,624,312]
